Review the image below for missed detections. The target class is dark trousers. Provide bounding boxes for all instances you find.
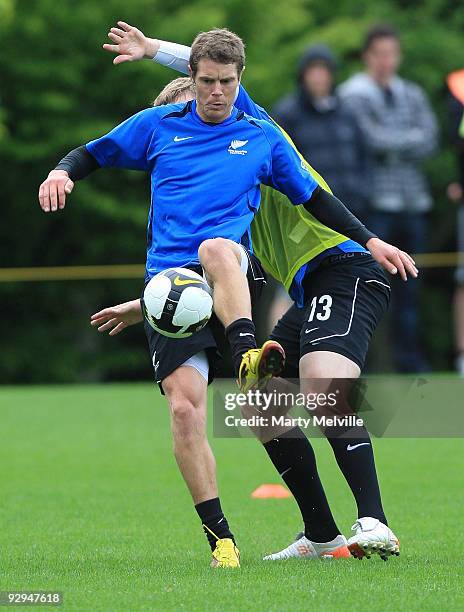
[368,210,429,373]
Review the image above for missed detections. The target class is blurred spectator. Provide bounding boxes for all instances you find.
[446,69,464,375]
[268,43,369,337]
[339,25,438,373]
[273,44,369,220]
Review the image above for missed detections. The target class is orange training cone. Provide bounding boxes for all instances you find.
[251,484,292,499]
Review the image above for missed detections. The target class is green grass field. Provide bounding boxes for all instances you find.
[1,384,463,611]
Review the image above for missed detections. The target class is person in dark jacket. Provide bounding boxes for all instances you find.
[273,44,369,221]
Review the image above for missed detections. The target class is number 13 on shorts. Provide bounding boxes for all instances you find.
[307,295,333,322]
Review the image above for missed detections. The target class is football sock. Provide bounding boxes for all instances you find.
[325,425,388,524]
[195,497,235,551]
[263,427,340,543]
[225,318,257,376]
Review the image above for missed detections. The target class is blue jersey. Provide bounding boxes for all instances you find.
[235,86,273,122]
[86,100,318,278]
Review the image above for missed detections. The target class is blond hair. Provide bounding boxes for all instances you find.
[190,28,245,77]
[153,77,195,106]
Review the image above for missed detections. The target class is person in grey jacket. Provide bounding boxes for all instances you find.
[339,24,439,373]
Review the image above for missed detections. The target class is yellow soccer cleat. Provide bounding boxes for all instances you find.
[210,538,241,568]
[238,340,286,393]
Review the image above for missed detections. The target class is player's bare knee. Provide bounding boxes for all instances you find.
[169,397,195,422]
[164,377,205,428]
[198,238,239,278]
[169,397,205,438]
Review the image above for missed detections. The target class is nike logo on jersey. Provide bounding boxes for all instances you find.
[174,136,194,142]
[346,443,371,451]
[173,276,203,286]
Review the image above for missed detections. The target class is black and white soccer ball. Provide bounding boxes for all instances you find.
[143,267,213,338]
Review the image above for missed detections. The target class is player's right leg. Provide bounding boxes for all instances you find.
[198,238,285,391]
[144,316,239,568]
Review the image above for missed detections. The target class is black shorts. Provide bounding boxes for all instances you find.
[270,253,390,376]
[144,249,266,389]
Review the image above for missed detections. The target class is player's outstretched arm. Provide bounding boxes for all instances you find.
[38,146,100,212]
[103,21,160,64]
[303,187,418,281]
[38,170,74,212]
[365,237,418,281]
[90,299,143,336]
[103,21,191,75]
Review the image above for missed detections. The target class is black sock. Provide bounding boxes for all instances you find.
[325,425,387,524]
[225,318,257,376]
[263,427,340,543]
[195,497,235,551]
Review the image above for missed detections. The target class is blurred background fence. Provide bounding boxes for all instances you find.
[1,0,463,382]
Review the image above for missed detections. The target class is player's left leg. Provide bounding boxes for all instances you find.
[299,253,399,559]
[299,352,399,560]
[198,238,285,389]
[162,364,240,568]
[144,311,240,567]
[253,305,350,561]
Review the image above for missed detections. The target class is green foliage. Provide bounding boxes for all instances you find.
[0,0,460,381]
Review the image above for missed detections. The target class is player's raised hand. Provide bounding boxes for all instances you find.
[366,237,418,281]
[90,299,143,336]
[38,170,74,212]
[103,21,160,65]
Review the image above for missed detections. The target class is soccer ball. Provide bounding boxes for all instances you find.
[143,267,213,338]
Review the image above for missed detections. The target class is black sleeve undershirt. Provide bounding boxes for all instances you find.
[55,145,100,181]
[303,186,377,247]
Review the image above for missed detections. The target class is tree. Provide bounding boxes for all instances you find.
[0,0,461,381]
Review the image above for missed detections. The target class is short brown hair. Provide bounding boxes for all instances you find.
[363,24,400,53]
[190,28,245,77]
[153,77,195,106]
